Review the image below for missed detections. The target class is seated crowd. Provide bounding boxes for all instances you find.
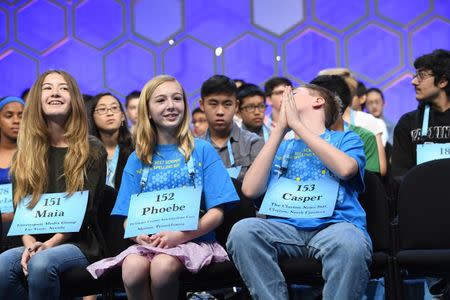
[0,48,449,300]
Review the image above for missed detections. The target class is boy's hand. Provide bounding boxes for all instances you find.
[284,86,301,130]
[274,86,289,135]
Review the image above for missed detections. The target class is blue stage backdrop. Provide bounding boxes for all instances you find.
[0,0,449,122]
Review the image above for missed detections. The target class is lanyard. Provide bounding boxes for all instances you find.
[140,149,196,192]
[206,130,236,167]
[275,131,331,178]
[262,125,270,142]
[349,109,355,126]
[421,104,431,138]
[106,145,120,187]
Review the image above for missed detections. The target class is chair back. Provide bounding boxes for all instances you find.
[358,171,391,252]
[398,158,450,249]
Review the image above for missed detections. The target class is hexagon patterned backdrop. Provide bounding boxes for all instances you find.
[0,0,449,123]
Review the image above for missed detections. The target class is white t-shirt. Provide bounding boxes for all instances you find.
[351,110,388,146]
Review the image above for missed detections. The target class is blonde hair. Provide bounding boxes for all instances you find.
[134,75,194,165]
[11,70,89,208]
[318,68,358,98]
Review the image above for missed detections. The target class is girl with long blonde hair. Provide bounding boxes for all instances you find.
[0,70,107,299]
[87,75,239,300]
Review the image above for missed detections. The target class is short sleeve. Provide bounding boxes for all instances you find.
[339,131,366,193]
[111,152,141,216]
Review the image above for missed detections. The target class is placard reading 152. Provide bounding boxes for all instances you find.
[124,186,202,238]
[7,191,89,236]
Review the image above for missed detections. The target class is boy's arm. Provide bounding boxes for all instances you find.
[285,88,359,180]
[242,119,287,199]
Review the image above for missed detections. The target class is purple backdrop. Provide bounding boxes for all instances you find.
[0,0,449,122]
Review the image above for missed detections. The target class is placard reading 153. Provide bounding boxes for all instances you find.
[7,191,89,236]
[124,186,202,238]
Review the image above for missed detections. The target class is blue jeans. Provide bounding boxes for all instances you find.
[0,243,89,300]
[226,218,372,300]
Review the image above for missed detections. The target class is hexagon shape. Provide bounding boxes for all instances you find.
[73,0,125,49]
[410,18,450,66]
[346,23,403,83]
[0,7,8,47]
[40,40,103,95]
[284,28,338,82]
[435,0,450,20]
[186,0,249,47]
[375,0,432,27]
[223,32,277,85]
[15,0,67,54]
[251,0,304,36]
[313,0,368,32]
[383,73,417,123]
[0,49,38,97]
[162,36,215,95]
[131,0,183,44]
[104,41,156,97]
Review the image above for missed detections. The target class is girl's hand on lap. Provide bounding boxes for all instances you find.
[151,231,185,249]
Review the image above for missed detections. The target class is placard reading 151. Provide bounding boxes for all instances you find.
[7,191,89,236]
[124,186,202,238]
[0,183,13,213]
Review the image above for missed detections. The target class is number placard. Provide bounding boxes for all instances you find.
[124,186,202,238]
[8,191,89,236]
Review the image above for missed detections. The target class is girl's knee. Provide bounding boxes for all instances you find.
[150,254,183,286]
[122,255,150,287]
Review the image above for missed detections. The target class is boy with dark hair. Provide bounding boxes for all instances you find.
[200,75,264,182]
[125,90,140,132]
[237,83,270,142]
[264,77,293,128]
[311,75,386,176]
[392,49,450,182]
[191,107,208,137]
[227,83,371,299]
[392,48,450,299]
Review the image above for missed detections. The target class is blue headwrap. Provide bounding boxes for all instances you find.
[0,96,25,110]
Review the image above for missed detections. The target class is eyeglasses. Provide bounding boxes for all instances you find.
[413,70,434,82]
[94,105,121,115]
[240,104,267,113]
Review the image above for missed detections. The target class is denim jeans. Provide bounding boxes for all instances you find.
[226,218,372,300]
[0,243,89,300]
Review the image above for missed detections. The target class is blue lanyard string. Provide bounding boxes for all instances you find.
[206,130,235,167]
[421,104,430,138]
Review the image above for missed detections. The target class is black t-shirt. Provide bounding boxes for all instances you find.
[391,104,450,182]
[25,136,107,262]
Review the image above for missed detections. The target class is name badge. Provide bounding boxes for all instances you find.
[417,143,450,165]
[227,166,242,179]
[0,183,13,213]
[7,191,89,236]
[259,176,339,219]
[124,186,202,238]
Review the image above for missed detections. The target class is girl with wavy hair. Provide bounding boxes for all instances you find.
[0,70,107,299]
[87,75,239,300]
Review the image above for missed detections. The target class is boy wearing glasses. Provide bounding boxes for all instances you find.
[200,75,264,182]
[392,49,450,183]
[238,84,271,142]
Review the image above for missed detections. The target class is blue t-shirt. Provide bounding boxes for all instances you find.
[0,167,11,184]
[112,138,239,242]
[263,130,368,233]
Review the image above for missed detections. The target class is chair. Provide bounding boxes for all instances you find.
[280,171,395,299]
[393,158,450,300]
[60,185,118,298]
